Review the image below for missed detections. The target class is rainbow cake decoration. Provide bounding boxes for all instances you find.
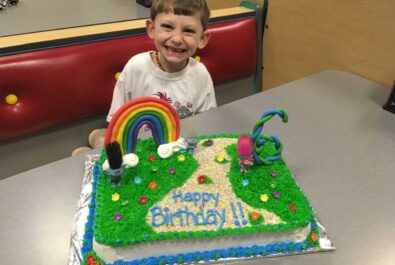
[74,97,333,265]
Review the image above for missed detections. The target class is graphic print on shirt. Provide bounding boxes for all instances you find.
[153,92,193,119]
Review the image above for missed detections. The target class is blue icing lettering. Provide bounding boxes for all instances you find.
[193,192,201,206]
[212,193,220,207]
[171,191,220,207]
[149,205,226,229]
[172,191,182,203]
[150,206,167,227]
[183,192,193,203]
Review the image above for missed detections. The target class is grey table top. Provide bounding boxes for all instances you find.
[0,0,150,37]
[1,70,394,265]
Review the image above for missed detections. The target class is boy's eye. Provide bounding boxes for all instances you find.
[160,24,173,30]
[184,29,196,35]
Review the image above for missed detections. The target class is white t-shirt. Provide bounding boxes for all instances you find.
[107,52,217,122]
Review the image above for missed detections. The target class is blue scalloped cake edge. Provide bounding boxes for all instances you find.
[79,159,321,265]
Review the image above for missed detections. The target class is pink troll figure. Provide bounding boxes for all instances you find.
[237,134,254,173]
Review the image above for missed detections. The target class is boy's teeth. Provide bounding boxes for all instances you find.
[168,47,185,52]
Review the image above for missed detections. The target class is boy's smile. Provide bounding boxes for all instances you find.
[147,12,210,72]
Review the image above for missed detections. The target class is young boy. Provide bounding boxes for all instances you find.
[74,0,216,154]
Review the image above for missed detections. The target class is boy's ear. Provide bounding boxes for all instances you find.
[197,30,211,49]
[146,19,155,39]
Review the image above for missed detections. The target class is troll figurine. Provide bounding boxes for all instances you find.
[237,134,254,173]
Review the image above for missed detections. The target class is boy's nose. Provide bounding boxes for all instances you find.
[170,31,183,44]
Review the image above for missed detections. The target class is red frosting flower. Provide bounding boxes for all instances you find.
[86,254,95,264]
[198,175,206,183]
[289,204,297,212]
[148,155,156,162]
[139,196,148,204]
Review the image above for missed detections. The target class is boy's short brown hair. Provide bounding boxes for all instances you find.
[151,0,210,30]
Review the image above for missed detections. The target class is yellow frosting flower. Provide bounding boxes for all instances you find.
[178,155,185,161]
[260,194,269,202]
[216,155,225,162]
[112,193,120,201]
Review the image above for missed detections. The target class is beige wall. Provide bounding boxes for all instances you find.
[209,0,395,90]
[263,0,395,89]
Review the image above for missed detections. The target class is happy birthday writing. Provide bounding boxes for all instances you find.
[149,191,247,229]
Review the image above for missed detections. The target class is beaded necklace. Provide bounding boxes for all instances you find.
[154,51,166,72]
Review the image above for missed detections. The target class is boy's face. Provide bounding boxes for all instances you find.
[147,12,210,72]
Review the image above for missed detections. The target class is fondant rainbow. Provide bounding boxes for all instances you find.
[105,97,180,154]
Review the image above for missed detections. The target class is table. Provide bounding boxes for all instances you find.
[1,70,394,265]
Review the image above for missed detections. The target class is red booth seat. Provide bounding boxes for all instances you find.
[0,17,257,140]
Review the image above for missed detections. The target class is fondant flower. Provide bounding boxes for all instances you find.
[177,155,185,161]
[168,168,176,175]
[148,155,156,162]
[273,192,281,199]
[289,204,297,211]
[134,177,142,184]
[271,171,278,177]
[112,193,120,201]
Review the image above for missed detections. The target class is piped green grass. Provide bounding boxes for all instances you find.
[94,139,198,245]
[93,135,315,246]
